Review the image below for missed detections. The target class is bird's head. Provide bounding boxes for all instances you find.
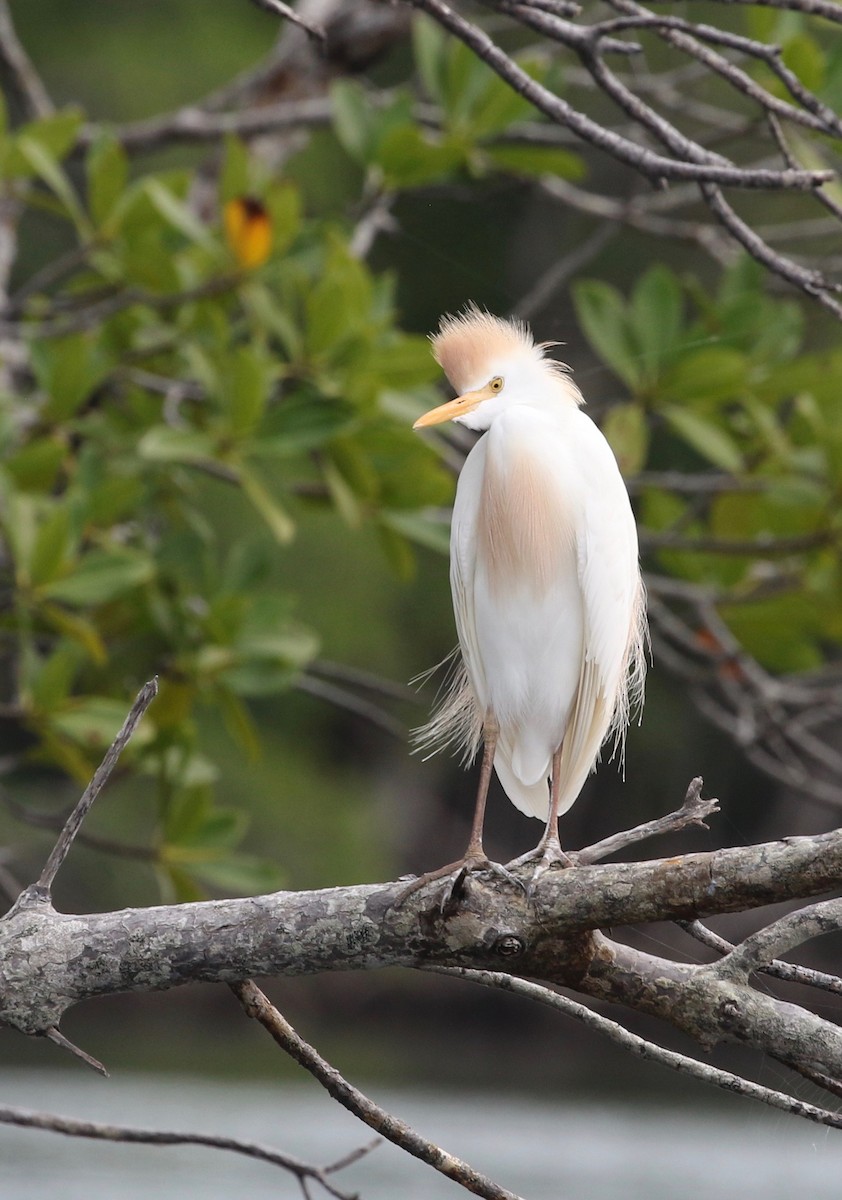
[413,305,583,432]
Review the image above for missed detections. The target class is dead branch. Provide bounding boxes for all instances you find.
[231,979,521,1200]
[0,1102,371,1198]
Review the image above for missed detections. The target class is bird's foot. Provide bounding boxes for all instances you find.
[505,839,575,898]
[392,853,524,913]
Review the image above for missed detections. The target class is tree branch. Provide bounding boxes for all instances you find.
[0,0,53,120]
[35,678,158,895]
[0,1102,370,1198]
[231,979,523,1200]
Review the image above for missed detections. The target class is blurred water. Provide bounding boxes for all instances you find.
[1,1070,841,1200]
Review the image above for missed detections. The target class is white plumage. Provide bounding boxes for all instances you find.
[413,306,646,878]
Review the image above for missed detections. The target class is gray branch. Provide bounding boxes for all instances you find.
[4,823,842,1088]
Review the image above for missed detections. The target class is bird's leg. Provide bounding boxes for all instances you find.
[534,743,574,866]
[392,716,522,907]
[505,744,574,886]
[462,713,498,862]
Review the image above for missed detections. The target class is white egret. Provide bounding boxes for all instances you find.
[411,306,647,890]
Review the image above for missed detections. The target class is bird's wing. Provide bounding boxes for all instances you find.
[412,437,487,762]
[450,436,489,712]
[554,413,645,814]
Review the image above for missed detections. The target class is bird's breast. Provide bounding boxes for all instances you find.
[476,414,576,599]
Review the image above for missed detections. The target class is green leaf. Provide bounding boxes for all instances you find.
[39,602,107,664]
[483,144,585,180]
[255,393,356,455]
[138,426,218,464]
[572,280,640,389]
[782,33,825,92]
[220,135,251,205]
[630,266,684,381]
[170,806,247,852]
[86,131,129,228]
[41,548,155,606]
[49,695,155,749]
[16,134,91,234]
[331,80,376,164]
[661,347,748,407]
[413,14,447,103]
[239,467,295,543]
[264,182,301,256]
[601,403,649,476]
[322,457,363,527]
[1,108,83,178]
[219,346,272,437]
[305,244,373,356]
[144,178,213,246]
[30,504,71,586]
[377,520,416,579]
[31,334,110,421]
[215,684,261,759]
[3,436,66,492]
[662,406,744,472]
[381,509,450,556]
[31,643,83,712]
[188,853,286,896]
[376,125,463,188]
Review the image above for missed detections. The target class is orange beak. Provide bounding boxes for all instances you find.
[413,388,487,429]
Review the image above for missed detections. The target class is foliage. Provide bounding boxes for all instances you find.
[573,260,841,672]
[0,111,452,899]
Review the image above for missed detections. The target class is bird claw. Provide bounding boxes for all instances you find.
[391,854,525,912]
[505,842,575,899]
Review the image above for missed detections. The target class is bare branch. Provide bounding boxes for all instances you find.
[407,0,830,188]
[701,183,842,318]
[575,777,719,865]
[36,678,158,895]
[44,1028,108,1077]
[250,0,327,42]
[76,97,334,155]
[0,0,53,119]
[715,897,842,981]
[0,1102,367,1197]
[679,920,842,995]
[296,674,408,739]
[230,979,524,1200]
[425,967,842,1131]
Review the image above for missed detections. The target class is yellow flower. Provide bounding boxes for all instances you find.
[224,197,272,269]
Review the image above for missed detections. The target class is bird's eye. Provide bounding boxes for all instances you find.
[490,376,504,392]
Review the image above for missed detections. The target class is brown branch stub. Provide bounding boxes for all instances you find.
[230,979,524,1200]
[575,776,719,864]
[44,1027,108,1077]
[36,677,158,895]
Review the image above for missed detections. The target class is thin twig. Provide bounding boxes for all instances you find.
[424,967,842,1131]
[250,0,327,42]
[36,679,158,894]
[575,777,719,865]
[679,920,842,995]
[0,1103,368,1198]
[296,676,407,739]
[408,0,830,189]
[714,897,842,981]
[230,979,524,1200]
[44,1028,108,1077]
[0,0,53,119]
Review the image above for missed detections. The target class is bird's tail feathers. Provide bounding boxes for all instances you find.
[411,650,482,765]
[605,576,649,774]
[493,751,550,820]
